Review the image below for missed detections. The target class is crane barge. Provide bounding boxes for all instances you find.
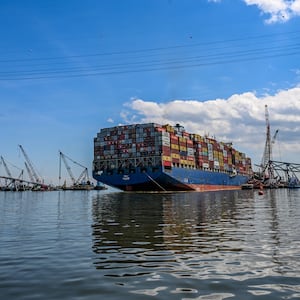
[18,145,50,190]
[250,105,300,189]
[59,151,94,190]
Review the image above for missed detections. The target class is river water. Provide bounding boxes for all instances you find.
[0,188,299,299]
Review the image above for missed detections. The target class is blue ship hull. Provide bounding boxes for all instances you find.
[93,166,249,192]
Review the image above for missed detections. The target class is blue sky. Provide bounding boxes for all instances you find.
[1,0,300,185]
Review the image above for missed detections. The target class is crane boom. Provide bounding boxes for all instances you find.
[272,129,279,144]
[262,105,271,167]
[19,145,41,183]
[18,169,24,180]
[1,156,12,178]
[59,151,76,185]
[76,168,89,185]
[24,162,35,182]
[59,151,90,186]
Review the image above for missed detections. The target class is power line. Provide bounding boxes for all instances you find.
[1,50,299,81]
[1,42,299,76]
[1,30,299,80]
[1,29,300,63]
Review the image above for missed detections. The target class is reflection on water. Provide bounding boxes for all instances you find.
[91,189,300,299]
[0,189,299,299]
[92,191,248,256]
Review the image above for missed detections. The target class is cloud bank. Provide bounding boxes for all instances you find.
[122,87,300,166]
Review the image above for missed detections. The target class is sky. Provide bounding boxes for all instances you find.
[1,0,300,185]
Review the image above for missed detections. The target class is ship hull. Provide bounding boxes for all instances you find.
[93,166,249,192]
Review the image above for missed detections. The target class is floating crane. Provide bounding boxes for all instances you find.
[59,151,92,190]
[255,106,300,189]
[259,105,281,188]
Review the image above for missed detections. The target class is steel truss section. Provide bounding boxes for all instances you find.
[270,160,300,173]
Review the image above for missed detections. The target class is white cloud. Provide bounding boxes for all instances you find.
[244,0,290,23]
[291,0,300,13]
[122,87,300,166]
[210,0,300,23]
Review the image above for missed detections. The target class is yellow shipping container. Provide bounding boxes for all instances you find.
[171,153,180,159]
[213,150,218,158]
[162,155,172,162]
[192,134,203,142]
[163,124,175,133]
[218,151,224,160]
[171,143,179,150]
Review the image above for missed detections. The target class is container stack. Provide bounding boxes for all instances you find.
[94,123,163,161]
[94,123,252,175]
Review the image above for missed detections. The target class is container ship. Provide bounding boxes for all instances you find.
[93,123,252,191]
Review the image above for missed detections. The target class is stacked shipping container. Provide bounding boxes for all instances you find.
[94,123,252,175]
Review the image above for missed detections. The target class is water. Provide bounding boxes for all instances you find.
[0,189,300,300]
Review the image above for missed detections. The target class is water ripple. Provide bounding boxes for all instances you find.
[1,189,300,299]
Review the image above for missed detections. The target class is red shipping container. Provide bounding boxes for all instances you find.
[162,146,171,155]
[163,160,172,167]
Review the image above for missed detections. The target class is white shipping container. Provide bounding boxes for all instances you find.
[208,150,213,161]
[162,137,170,146]
[162,131,170,138]
[203,162,209,168]
[187,148,194,156]
[162,135,170,142]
